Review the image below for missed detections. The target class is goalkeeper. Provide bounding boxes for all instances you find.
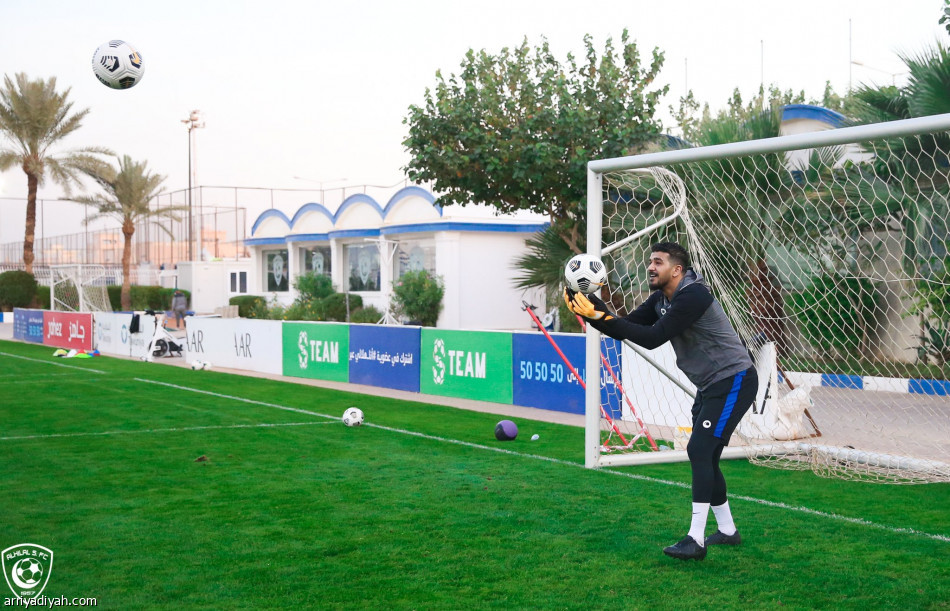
[565,242,757,561]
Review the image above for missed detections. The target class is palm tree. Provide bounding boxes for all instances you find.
[0,73,112,273]
[71,155,184,311]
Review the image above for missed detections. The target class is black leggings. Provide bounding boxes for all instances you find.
[687,434,728,504]
[685,367,758,504]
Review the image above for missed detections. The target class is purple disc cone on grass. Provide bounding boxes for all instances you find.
[495,420,518,441]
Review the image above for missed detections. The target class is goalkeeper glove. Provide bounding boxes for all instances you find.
[563,287,578,314]
[570,291,614,322]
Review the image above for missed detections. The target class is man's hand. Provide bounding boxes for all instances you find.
[569,291,613,322]
[563,287,578,314]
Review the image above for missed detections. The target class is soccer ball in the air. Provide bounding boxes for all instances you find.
[92,40,145,89]
[15,558,43,586]
[564,254,607,293]
[342,407,364,427]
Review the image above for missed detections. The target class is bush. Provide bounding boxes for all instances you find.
[785,274,881,359]
[106,286,190,311]
[107,286,122,311]
[350,306,383,324]
[0,271,38,310]
[294,272,334,301]
[907,260,950,366]
[392,270,444,326]
[35,285,51,310]
[322,293,362,322]
[230,295,267,318]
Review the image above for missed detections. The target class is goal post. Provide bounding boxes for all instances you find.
[50,265,112,313]
[584,113,950,483]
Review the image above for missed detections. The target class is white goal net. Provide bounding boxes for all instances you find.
[51,265,112,313]
[585,114,950,483]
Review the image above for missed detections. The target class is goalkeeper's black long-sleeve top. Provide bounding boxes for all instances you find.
[589,269,752,391]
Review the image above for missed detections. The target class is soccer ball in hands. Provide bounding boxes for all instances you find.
[342,407,364,427]
[564,254,607,293]
[92,40,145,89]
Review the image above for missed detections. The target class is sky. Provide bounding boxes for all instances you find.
[0,0,946,243]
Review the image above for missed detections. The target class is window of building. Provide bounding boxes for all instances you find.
[300,245,332,277]
[395,241,436,279]
[229,271,248,294]
[263,249,289,292]
[346,243,380,292]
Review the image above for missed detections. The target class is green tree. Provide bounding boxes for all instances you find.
[71,155,183,311]
[0,73,112,273]
[404,31,668,255]
[392,270,444,327]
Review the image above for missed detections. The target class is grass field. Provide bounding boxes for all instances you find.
[0,338,948,610]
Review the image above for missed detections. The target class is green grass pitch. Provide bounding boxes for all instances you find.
[0,339,947,609]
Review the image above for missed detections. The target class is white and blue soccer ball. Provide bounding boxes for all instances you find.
[565,253,608,293]
[92,40,145,89]
[190,360,210,371]
[342,407,364,427]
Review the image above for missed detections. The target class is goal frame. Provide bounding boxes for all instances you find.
[584,112,950,470]
[50,264,111,313]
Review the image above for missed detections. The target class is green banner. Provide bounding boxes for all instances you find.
[420,329,512,403]
[282,322,349,382]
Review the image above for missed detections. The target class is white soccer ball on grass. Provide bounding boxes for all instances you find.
[342,407,364,427]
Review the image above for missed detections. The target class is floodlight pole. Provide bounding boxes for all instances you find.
[181,110,205,262]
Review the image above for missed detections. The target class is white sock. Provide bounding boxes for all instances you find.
[712,501,737,536]
[687,502,709,546]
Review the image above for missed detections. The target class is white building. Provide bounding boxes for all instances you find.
[244,186,548,330]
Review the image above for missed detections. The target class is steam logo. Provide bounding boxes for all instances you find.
[298,331,309,368]
[432,338,446,385]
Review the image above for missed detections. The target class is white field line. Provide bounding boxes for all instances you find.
[137,378,950,544]
[0,351,108,374]
[0,372,83,381]
[0,420,332,442]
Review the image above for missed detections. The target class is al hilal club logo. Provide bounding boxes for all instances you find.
[2,543,53,600]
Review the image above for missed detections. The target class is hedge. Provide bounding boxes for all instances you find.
[0,271,38,310]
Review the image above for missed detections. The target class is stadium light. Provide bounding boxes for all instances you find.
[850,60,906,86]
[181,110,205,261]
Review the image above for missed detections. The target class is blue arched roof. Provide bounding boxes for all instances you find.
[250,209,292,235]
[250,186,447,238]
[383,185,442,217]
[335,193,385,220]
[290,202,335,228]
[781,104,849,128]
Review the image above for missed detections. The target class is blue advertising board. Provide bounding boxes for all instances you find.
[348,324,421,392]
[13,308,44,343]
[512,332,622,415]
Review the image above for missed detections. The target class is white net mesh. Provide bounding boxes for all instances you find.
[594,131,950,483]
[51,265,112,313]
